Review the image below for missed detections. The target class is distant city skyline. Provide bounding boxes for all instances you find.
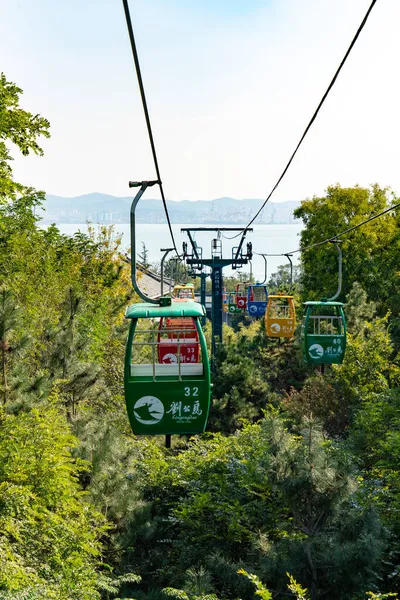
[2,0,399,202]
[42,192,300,225]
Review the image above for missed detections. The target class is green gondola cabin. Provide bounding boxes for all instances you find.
[223,291,243,314]
[301,300,347,365]
[124,301,211,435]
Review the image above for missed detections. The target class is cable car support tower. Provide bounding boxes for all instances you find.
[182,227,253,362]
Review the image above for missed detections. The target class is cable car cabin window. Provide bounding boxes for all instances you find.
[172,285,195,301]
[301,301,347,365]
[303,307,344,336]
[124,303,211,435]
[248,286,267,302]
[267,300,291,319]
[129,318,202,379]
[309,315,343,335]
[178,289,194,299]
[157,317,200,364]
[129,320,157,364]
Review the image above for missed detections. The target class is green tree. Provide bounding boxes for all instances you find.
[268,263,300,292]
[0,72,50,200]
[282,374,349,438]
[45,287,102,420]
[349,389,400,593]
[294,184,398,307]
[0,289,47,410]
[344,282,377,335]
[132,414,384,599]
[0,408,105,598]
[262,419,384,600]
[164,258,189,284]
[211,321,272,431]
[0,290,27,404]
[138,241,150,269]
[333,314,398,402]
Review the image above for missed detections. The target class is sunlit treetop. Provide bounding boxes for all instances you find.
[0,72,50,200]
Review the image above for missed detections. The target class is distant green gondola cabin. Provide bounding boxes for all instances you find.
[301,300,347,365]
[124,301,211,435]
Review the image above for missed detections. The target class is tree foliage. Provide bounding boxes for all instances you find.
[0,72,50,200]
[0,409,105,598]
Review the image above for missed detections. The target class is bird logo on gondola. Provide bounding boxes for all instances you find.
[308,344,324,358]
[270,322,281,333]
[162,353,178,364]
[133,396,164,425]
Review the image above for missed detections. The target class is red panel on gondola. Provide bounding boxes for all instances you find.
[236,296,247,309]
[158,317,200,364]
[236,284,248,309]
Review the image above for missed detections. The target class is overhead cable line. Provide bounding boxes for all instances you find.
[245,0,379,231]
[255,200,400,258]
[122,0,178,255]
[221,231,246,240]
[287,200,400,255]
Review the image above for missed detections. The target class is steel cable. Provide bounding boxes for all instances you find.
[245,0,379,230]
[254,200,400,257]
[122,0,178,255]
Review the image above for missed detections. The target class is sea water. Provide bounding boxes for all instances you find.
[56,222,304,282]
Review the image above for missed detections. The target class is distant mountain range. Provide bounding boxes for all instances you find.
[41,193,301,225]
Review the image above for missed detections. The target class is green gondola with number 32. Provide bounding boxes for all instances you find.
[124,301,211,435]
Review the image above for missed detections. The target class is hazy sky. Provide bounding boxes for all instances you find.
[1,0,399,202]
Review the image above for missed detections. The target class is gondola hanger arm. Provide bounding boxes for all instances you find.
[130,180,164,305]
[284,253,294,286]
[327,240,343,302]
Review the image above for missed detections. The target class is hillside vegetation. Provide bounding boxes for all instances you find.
[1,73,400,600]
